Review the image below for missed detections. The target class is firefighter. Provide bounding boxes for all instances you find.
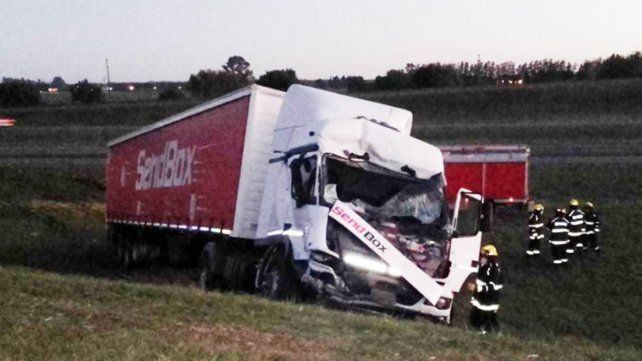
[469,244,503,334]
[566,199,586,255]
[583,202,601,253]
[547,208,570,265]
[526,203,545,256]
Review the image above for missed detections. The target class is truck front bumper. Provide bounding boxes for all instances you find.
[303,259,453,322]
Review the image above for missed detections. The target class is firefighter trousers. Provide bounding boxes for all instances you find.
[470,306,499,333]
[527,239,541,255]
[585,234,599,251]
[568,235,583,254]
[551,243,568,265]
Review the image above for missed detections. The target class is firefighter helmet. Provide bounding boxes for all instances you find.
[481,244,498,257]
[569,199,579,207]
[534,203,544,212]
[585,201,594,209]
[555,208,566,217]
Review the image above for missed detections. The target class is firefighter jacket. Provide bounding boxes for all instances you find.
[528,212,545,240]
[547,216,570,245]
[566,208,585,238]
[584,211,600,235]
[471,261,503,311]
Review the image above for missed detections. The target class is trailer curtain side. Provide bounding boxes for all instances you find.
[106,85,284,238]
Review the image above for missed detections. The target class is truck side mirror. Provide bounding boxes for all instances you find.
[480,201,493,232]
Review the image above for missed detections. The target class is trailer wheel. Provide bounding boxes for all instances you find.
[199,242,225,291]
[256,244,296,300]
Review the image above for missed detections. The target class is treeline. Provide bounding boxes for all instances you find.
[2,51,641,107]
[320,51,642,92]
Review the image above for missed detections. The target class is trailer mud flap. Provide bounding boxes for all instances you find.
[329,201,443,305]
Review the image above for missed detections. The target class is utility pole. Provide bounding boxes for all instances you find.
[105,58,111,85]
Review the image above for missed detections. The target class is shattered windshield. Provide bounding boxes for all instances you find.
[322,155,449,239]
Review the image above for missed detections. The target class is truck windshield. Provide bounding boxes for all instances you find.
[322,156,449,239]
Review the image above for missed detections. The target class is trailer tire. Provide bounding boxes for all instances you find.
[256,243,297,300]
[199,242,225,291]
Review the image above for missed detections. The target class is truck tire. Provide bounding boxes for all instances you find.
[223,253,256,291]
[199,242,225,291]
[255,243,297,300]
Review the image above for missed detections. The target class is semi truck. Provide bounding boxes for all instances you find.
[106,85,491,323]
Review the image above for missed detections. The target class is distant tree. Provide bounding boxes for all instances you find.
[51,76,66,89]
[70,80,102,103]
[457,61,496,86]
[411,63,460,88]
[628,51,642,77]
[157,87,186,101]
[328,76,344,89]
[345,76,368,92]
[312,79,327,89]
[597,53,642,79]
[576,60,601,81]
[187,69,250,98]
[374,69,410,90]
[0,80,40,107]
[222,55,252,80]
[256,69,298,91]
[188,56,254,99]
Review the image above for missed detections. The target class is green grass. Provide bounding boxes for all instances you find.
[0,159,640,359]
[1,266,640,361]
[40,90,183,105]
[0,99,198,127]
[360,79,642,125]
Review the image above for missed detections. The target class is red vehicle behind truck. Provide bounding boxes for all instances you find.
[440,145,530,206]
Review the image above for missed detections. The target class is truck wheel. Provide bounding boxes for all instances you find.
[199,242,225,291]
[256,244,296,300]
[223,253,253,291]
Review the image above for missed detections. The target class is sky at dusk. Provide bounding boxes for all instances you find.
[1,0,641,83]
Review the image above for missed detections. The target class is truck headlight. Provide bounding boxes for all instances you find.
[343,252,401,278]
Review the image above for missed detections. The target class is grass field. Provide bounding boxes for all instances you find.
[1,79,641,359]
[2,265,640,361]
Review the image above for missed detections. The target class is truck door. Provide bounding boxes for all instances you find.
[442,189,483,293]
[287,155,319,260]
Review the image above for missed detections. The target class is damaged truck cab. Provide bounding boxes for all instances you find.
[255,86,488,323]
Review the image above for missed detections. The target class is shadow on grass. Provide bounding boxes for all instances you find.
[0,199,197,287]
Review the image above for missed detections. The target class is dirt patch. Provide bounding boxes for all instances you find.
[177,324,332,361]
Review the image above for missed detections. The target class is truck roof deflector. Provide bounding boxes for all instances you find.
[329,201,443,305]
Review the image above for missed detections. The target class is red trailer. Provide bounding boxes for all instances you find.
[440,145,530,205]
[106,85,285,238]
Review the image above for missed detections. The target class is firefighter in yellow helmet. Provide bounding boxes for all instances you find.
[470,244,504,334]
[526,203,545,256]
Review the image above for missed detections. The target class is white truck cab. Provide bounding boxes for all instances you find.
[255,86,488,322]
